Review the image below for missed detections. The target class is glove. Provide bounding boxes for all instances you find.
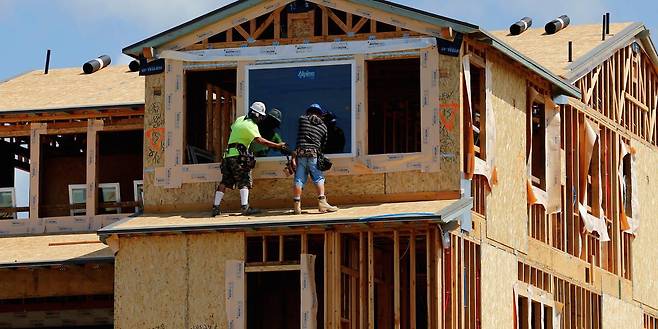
[280,143,293,156]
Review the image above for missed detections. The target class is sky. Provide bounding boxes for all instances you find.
[1,0,657,215]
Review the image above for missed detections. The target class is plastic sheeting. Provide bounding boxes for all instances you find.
[300,254,318,329]
[225,260,245,329]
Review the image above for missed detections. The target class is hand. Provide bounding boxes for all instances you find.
[280,143,293,156]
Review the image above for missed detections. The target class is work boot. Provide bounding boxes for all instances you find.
[211,205,221,217]
[241,205,261,216]
[318,196,338,213]
[293,200,302,215]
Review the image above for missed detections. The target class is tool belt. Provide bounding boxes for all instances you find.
[227,143,256,169]
[295,147,319,158]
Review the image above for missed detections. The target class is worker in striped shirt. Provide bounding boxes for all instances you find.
[292,104,339,214]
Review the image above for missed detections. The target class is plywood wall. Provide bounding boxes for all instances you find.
[114,232,245,329]
[630,141,658,309]
[187,232,245,328]
[437,53,462,192]
[480,243,517,329]
[485,59,529,253]
[114,235,188,329]
[0,265,113,299]
[601,294,643,328]
[144,73,166,170]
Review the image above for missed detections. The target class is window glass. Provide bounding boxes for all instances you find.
[0,191,13,207]
[248,63,353,156]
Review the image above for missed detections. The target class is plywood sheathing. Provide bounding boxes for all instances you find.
[188,232,245,328]
[480,243,517,329]
[144,73,166,169]
[114,233,245,329]
[601,294,644,328]
[0,233,112,266]
[114,234,189,329]
[630,141,658,307]
[0,66,144,113]
[485,59,529,253]
[0,265,113,300]
[102,199,458,233]
[490,23,634,78]
[437,53,462,191]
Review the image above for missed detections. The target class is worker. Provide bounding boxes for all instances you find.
[292,103,339,214]
[212,102,289,217]
[251,108,284,157]
[322,111,345,154]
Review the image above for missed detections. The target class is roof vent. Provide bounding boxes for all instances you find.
[129,60,140,72]
[82,55,111,74]
[510,17,533,35]
[545,15,570,34]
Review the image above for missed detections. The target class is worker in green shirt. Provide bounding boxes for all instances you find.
[251,108,284,157]
[212,102,289,217]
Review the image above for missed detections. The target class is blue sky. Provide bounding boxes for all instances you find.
[0,0,656,82]
[1,0,656,215]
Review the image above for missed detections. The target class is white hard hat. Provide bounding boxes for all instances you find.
[250,101,266,116]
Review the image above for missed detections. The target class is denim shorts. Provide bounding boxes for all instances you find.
[294,157,325,188]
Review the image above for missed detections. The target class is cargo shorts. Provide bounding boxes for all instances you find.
[220,156,253,189]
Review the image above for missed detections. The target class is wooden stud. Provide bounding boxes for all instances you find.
[86,120,101,217]
[410,230,416,329]
[359,232,366,329]
[394,230,401,329]
[226,28,233,42]
[279,235,284,262]
[368,230,374,329]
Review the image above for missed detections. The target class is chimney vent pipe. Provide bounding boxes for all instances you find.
[44,49,51,74]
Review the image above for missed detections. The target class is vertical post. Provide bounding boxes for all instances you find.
[44,49,51,74]
[29,123,45,221]
[368,231,374,329]
[302,233,308,254]
[86,120,101,219]
[426,228,435,329]
[359,232,366,329]
[410,230,416,329]
[334,232,341,328]
[394,230,401,329]
[324,232,331,329]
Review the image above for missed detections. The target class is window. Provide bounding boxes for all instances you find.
[469,63,486,159]
[528,101,546,189]
[0,187,16,219]
[98,183,121,214]
[133,180,144,212]
[68,184,87,216]
[185,69,237,163]
[367,58,420,155]
[621,154,633,217]
[248,61,354,156]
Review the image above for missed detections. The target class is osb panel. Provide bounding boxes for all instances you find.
[485,59,528,253]
[385,171,449,194]
[601,294,643,329]
[437,53,461,191]
[188,232,245,328]
[144,172,385,212]
[115,235,187,329]
[480,243,517,329]
[630,141,658,308]
[0,265,113,299]
[144,73,166,169]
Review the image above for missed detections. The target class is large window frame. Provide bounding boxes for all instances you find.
[245,59,357,161]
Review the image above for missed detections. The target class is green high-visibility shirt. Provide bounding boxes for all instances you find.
[224,116,261,158]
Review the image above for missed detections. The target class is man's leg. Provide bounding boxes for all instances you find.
[292,157,308,214]
[212,184,227,217]
[309,157,337,213]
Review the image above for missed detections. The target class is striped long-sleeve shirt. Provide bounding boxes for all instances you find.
[296,114,327,153]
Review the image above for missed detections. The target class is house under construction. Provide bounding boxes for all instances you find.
[0,0,657,328]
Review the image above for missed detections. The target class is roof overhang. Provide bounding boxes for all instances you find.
[472,30,582,98]
[0,102,145,117]
[122,0,479,57]
[98,198,473,242]
[565,23,658,82]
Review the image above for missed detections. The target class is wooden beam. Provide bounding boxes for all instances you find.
[28,124,44,220]
[245,264,300,272]
[368,230,374,329]
[585,65,602,104]
[252,12,276,40]
[352,17,368,33]
[86,120,101,217]
[410,230,416,329]
[625,92,649,112]
[394,230,401,329]
[359,232,366,329]
[273,8,281,39]
[226,28,233,42]
[326,8,350,33]
[234,24,251,40]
